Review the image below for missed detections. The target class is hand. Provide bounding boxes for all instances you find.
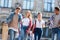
[49,27,52,29]
[58,20,60,25]
[30,31,33,34]
[26,30,30,34]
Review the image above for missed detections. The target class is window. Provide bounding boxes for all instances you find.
[23,0,34,10]
[44,0,55,12]
[0,0,12,8]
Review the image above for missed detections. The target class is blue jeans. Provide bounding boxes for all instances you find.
[18,28,24,40]
[52,28,60,40]
[23,26,28,40]
[34,28,42,40]
[9,29,16,40]
[19,26,28,40]
[45,27,49,37]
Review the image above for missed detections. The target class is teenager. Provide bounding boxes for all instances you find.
[50,7,60,40]
[21,10,32,40]
[6,7,22,40]
[32,13,45,40]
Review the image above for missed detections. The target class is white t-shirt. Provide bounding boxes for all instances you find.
[34,19,45,28]
[22,18,30,26]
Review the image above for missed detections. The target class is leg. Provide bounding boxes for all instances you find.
[34,29,37,40]
[21,29,24,40]
[52,29,56,40]
[18,31,21,40]
[57,29,60,40]
[23,27,27,40]
[32,34,34,40]
[29,31,34,40]
[15,32,19,40]
[18,28,24,40]
[34,33,37,40]
[26,34,29,40]
[38,30,42,40]
[24,30,28,40]
[45,28,49,37]
[9,29,15,40]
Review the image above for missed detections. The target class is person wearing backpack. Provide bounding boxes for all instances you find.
[21,10,32,40]
[6,7,22,40]
[32,13,45,40]
[50,7,60,40]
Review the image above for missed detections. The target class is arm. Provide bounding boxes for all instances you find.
[42,24,45,28]
[48,16,54,29]
[42,21,45,28]
[18,14,23,22]
[6,13,13,24]
[28,20,33,31]
[31,20,36,33]
[49,16,54,28]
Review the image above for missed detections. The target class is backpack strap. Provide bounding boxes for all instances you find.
[27,19,32,31]
[32,20,36,33]
[33,20,36,29]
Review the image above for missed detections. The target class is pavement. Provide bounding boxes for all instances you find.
[0,34,52,40]
[0,34,1,40]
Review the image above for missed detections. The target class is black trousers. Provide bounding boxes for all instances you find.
[34,28,42,40]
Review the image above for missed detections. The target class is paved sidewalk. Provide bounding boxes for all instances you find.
[0,34,2,40]
[0,34,52,40]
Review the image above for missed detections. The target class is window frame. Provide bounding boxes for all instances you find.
[44,0,54,12]
[0,0,12,8]
[22,0,34,10]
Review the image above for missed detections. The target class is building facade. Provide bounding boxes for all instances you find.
[0,0,60,38]
[0,0,60,22]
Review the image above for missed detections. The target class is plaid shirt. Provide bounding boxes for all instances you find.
[49,14,60,28]
[49,14,55,28]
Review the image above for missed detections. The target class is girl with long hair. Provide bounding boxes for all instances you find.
[21,10,32,40]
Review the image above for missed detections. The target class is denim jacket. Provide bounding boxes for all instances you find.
[6,12,22,24]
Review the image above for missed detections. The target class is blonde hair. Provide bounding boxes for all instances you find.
[30,13,32,20]
[26,10,32,20]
